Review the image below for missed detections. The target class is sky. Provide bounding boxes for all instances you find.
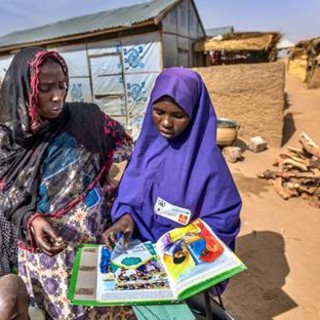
[0,0,319,43]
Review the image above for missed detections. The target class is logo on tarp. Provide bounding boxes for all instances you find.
[127,82,147,102]
[124,46,145,70]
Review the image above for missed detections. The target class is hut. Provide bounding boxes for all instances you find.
[194,31,281,65]
[276,38,294,59]
[288,36,320,88]
[0,0,205,136]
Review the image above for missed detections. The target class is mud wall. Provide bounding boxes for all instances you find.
[194,61,285,147]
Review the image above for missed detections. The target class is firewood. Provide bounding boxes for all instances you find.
[257,170,320,180]
[311,168,320,176]
[287,181,319,195]
[310,158,320,169]
[299,141,320,158]
[289,155,310,164]
[274,177,291,200]
[273,153,308,166]
[297,185,318,195]
[287,146,302,153]
[300,131,319,148]
[287,146,306,158]
[260,134,320,207]
[281,159,309,171]
[286,182,300,196]
[299,132,320,158]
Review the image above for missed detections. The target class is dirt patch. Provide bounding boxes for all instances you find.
[233,172,271,197]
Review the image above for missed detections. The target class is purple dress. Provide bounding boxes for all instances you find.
[112,67,241,272]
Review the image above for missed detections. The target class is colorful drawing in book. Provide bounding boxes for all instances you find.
[186,219,224,264]
[99,246,116,291]
[100,242,169,291]
[158,219,224,282]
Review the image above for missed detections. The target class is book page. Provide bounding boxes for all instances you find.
[71,246,98,303]
[155,218,246,299]
[96,240,176,304]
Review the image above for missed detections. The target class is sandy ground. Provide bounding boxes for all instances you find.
[222,71,320,320]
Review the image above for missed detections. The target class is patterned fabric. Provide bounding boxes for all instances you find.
[0,213,18,276]
[18,134,134,319]
[0,47,134,319]
[19,187,135,320]
[0,47,132,247]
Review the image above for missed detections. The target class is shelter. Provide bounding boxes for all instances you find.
[288,36,320,88]
[194,31,281,65]
[276,38,294,58]
[0,0,205,136]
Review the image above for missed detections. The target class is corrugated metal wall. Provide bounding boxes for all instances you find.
[161,0,204,68]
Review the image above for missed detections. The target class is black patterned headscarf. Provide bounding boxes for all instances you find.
[0,213,17,276]
[0,47,68,140]
[0,47,131,248]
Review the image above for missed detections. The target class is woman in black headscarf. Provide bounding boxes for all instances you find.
[0,47,135,319]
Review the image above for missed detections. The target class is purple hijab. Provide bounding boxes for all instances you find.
[112,67,241,250]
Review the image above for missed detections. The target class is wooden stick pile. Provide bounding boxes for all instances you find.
[257,132,320,208]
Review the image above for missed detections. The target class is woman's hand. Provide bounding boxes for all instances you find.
[30,216,68,256]
[103,214,134,249]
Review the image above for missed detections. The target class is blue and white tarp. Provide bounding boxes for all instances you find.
[54,34,161,140]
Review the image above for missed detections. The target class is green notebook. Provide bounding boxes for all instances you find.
[68,218,246,306]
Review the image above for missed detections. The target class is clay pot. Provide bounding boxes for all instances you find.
[217,118,238,146]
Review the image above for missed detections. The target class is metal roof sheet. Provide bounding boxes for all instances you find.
[0,0,178,49]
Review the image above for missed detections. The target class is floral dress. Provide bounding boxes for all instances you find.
[18,133,135,320]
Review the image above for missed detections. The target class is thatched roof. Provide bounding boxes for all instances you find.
[194,32,281,52]
[294,36,320,49]
[290,36,320,60]
[288,36,320,87]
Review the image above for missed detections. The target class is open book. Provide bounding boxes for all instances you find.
[68,218,246,306]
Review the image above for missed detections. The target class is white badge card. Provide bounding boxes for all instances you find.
[154,197,192,225]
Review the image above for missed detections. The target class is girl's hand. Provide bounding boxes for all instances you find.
[30,216,68,256]
[103,214,134,249]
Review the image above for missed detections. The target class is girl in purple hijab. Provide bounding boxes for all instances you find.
[104,67,241,250]
[104,67,241,316]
